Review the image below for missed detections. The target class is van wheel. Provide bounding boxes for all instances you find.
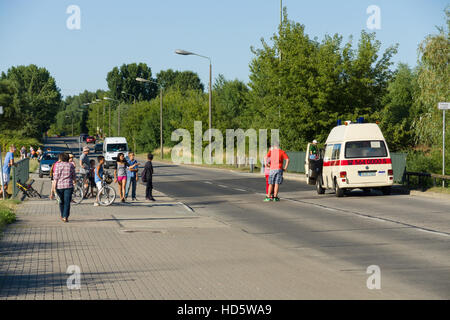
[104,164,109,169]
[334,179,344,197]
[316,175,325,194]
[381,186,391,195]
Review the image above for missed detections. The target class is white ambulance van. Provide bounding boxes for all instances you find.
[312,122,394,197]
[103,137,128,169]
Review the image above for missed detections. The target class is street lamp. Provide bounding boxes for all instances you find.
[121,91,136,105]
[84,100,102,136]
[175,49,212,162]
[136,77,164,159]
[103,97,120,136]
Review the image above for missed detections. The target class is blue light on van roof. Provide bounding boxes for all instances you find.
[337,119,342,126]
[357,117,364,123]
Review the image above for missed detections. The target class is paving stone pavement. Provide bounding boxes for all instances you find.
[0,173,427,300]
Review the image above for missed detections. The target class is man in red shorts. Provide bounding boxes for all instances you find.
[264,143,290,202]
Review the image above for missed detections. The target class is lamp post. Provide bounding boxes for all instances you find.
[103,97,120,136]
[175,49,212,162]
[136,77,164,159]
[121,91,136,105]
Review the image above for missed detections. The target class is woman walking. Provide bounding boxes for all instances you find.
[114,153,128,203]
[53,153,76,222]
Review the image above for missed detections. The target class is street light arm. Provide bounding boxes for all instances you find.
[175,49,211,63]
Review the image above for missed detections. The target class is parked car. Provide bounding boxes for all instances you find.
[39,151,61,178]
[79,133,89,142]
[86,136,96,144]
[94,143,103,153]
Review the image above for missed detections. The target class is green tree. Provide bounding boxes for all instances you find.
[106,63,158,103]
[156,69,204,92]
[247,11,397,150]
[213,74,249,131]
[380,63,417,151]
[412,9,450,147]
[1,64,62,139]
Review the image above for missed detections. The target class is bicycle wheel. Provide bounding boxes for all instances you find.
[72,185,84,204]
[29,187,42,198]
[98,185,116,206]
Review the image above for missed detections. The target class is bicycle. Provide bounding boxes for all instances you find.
[17,179,41,198]
[97,172,116,206]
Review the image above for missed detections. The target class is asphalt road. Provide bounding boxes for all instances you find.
[47,136,450,298]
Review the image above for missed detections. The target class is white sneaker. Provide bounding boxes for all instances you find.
[94,202,99,206]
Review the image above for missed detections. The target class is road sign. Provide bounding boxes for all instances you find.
[438,102,450,110]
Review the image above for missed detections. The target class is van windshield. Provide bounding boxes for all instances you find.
[345,141,387,158]
[106,143,127,152]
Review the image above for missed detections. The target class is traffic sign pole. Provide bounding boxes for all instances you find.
[438,102,449,188]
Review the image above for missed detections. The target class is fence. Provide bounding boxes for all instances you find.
[285,151,407,183]
[405,172,450,190]
[9,158,30,198]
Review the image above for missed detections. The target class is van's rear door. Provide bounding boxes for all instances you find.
[343,140,391,185]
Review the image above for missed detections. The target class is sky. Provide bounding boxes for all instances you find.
[0,0,448,98]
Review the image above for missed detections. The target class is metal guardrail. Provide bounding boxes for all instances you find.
[405,171,450,190]
[10,158,30,198]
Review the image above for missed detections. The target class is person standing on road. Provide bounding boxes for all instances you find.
[309,139,319,160]
[79,147,90,194]
[20,146,26,160]
[125,152,139,201]
[68,154,76,169]
[0,145,16,198]
[53,153,76,222]
[114,153,128,203]
[94,156,105,206]
[30,146,35,159]
[264,147,273,197]
[143,153,155,201]
[264,143,290,202]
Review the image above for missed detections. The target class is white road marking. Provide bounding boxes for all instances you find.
[218,185,229,188]
[234,188,247,192]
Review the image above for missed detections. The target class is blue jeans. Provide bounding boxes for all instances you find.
[56,188,73,219]
[125,175,137,199]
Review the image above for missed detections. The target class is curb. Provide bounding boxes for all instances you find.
[409,190,450,201]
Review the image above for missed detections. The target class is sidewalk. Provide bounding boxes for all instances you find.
[0,173,432,300]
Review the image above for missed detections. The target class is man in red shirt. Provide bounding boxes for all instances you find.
[264,143,289,202]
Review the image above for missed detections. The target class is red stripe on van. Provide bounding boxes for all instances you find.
[323,158,391,166]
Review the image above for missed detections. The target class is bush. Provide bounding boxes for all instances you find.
[406,149,450,188]
[0,200,18,231]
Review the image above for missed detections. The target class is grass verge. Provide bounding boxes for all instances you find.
[29,159,39,173]
[425,187,450,194]
[0,199,19,234]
